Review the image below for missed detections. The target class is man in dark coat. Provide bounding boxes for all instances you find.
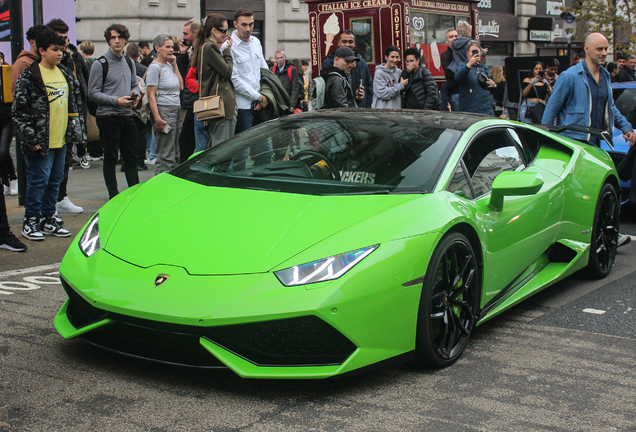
[322,30,373,108]
[272,49,300,112]
[617,55,636,82]
[402,47,440,110]
[321,47,364,108]
[439,28,458,111]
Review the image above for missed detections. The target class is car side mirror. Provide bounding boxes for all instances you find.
[488,171,544,211]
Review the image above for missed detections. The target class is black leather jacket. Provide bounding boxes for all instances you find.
[321,66,356,108]
[402,65,440,110]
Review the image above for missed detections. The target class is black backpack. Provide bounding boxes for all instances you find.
[87,55,135,116]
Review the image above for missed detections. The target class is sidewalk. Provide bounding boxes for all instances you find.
[1,160,155,271]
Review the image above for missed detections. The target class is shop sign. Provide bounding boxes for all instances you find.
[476,0,514,14]
[478,13,517,40]
[535,0,573,17]
[530,30,552,41]
[317,0,390,12]
[546,0,565,15]
[479,20,500,38]
[411,0,471,13]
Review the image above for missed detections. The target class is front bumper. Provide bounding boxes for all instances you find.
[55,234,437,378]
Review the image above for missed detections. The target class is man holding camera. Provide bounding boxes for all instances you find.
[88,24,140,200]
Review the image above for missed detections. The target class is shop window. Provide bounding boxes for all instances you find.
[409,12,470,76]
[409,12,459,47]
[351,17,374,65]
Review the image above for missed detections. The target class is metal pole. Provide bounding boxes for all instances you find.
[9,0,27,206]
[9,0,24,64]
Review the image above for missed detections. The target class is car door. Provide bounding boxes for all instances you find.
[447,127,564,304]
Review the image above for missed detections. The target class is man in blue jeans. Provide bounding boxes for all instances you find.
[543,32,636,247]
[12,30,85,240]
[230,7,271,171]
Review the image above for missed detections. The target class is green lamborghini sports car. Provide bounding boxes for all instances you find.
[55,109,621,379]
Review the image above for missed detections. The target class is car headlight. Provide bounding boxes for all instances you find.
[79,215,101,257]
[274,245,378,287]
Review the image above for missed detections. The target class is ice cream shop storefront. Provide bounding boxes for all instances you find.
[306,0,479,79]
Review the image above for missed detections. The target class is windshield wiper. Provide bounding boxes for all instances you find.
[322,190,391,196]
[243,186,281,192]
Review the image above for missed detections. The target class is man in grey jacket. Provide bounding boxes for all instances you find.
[88,23,140,200]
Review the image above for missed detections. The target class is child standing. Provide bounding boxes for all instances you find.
[12,30,86,241]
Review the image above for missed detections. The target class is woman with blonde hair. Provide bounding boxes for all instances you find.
[190,13,236,150]
[489,65,506,117]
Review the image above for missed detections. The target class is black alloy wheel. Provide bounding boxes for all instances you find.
[415,232,480,368]
[586,182,619,279]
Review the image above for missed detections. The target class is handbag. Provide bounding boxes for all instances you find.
[526,100,546,123]
[193,45,225,121]
[525,84,546,123]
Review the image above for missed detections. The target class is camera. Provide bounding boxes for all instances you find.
[130,93,139,100]
[538,70,545,78]
[472,49,479,56]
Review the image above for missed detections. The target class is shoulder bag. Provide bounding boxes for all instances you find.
[193,44,225,121]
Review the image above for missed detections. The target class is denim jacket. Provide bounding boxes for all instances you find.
[542,61,632,142]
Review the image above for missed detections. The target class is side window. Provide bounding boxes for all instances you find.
[447,162,473,199]
[463,130,525,198]
[507,127,539,164]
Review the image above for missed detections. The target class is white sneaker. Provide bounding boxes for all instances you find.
[56,196,84,214]
[3,185,8,196]
[145,158,156,165]
[9,179,18,196]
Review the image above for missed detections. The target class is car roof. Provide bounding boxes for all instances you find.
[611,82,636,89]
[288,108,493,132]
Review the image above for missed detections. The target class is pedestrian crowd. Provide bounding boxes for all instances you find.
[1,9,635,254]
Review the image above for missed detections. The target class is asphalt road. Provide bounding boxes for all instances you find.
[1,160,635,431]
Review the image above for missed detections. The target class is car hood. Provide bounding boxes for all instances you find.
[104,175,416,275]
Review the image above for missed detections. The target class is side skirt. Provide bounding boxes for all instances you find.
[477,239,589,325]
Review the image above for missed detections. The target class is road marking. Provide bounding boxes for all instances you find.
[582,308,606,315]
[0,263,60,279]
[0,281,40,290]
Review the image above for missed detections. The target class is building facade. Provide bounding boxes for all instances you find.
[75,0,589,69]
[76,0,312,61]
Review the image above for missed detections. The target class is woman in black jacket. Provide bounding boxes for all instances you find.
[401,47,440,110]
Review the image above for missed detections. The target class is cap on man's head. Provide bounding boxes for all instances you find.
[334,46,358,61]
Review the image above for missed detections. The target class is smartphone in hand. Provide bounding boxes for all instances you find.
[163,124,172,134]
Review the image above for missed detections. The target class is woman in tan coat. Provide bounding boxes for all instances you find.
[191,13,236,149]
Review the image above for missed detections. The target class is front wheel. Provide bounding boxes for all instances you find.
[415,232,480,368]
[586,182,619,279]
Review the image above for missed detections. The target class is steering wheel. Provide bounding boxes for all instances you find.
[290,150,341,181]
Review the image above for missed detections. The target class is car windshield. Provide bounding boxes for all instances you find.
[171,114,462,195]
[613,87,636,119]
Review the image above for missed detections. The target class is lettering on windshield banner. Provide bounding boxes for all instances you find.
[340,171,376,184]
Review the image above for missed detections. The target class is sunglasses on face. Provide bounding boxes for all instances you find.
[215,27,228,34]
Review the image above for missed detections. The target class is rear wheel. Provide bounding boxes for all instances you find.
[415,232,480,368]
[586,183,619,279]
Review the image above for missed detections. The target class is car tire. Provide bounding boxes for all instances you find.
[414,231,480,368]
[586,182,620,279]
